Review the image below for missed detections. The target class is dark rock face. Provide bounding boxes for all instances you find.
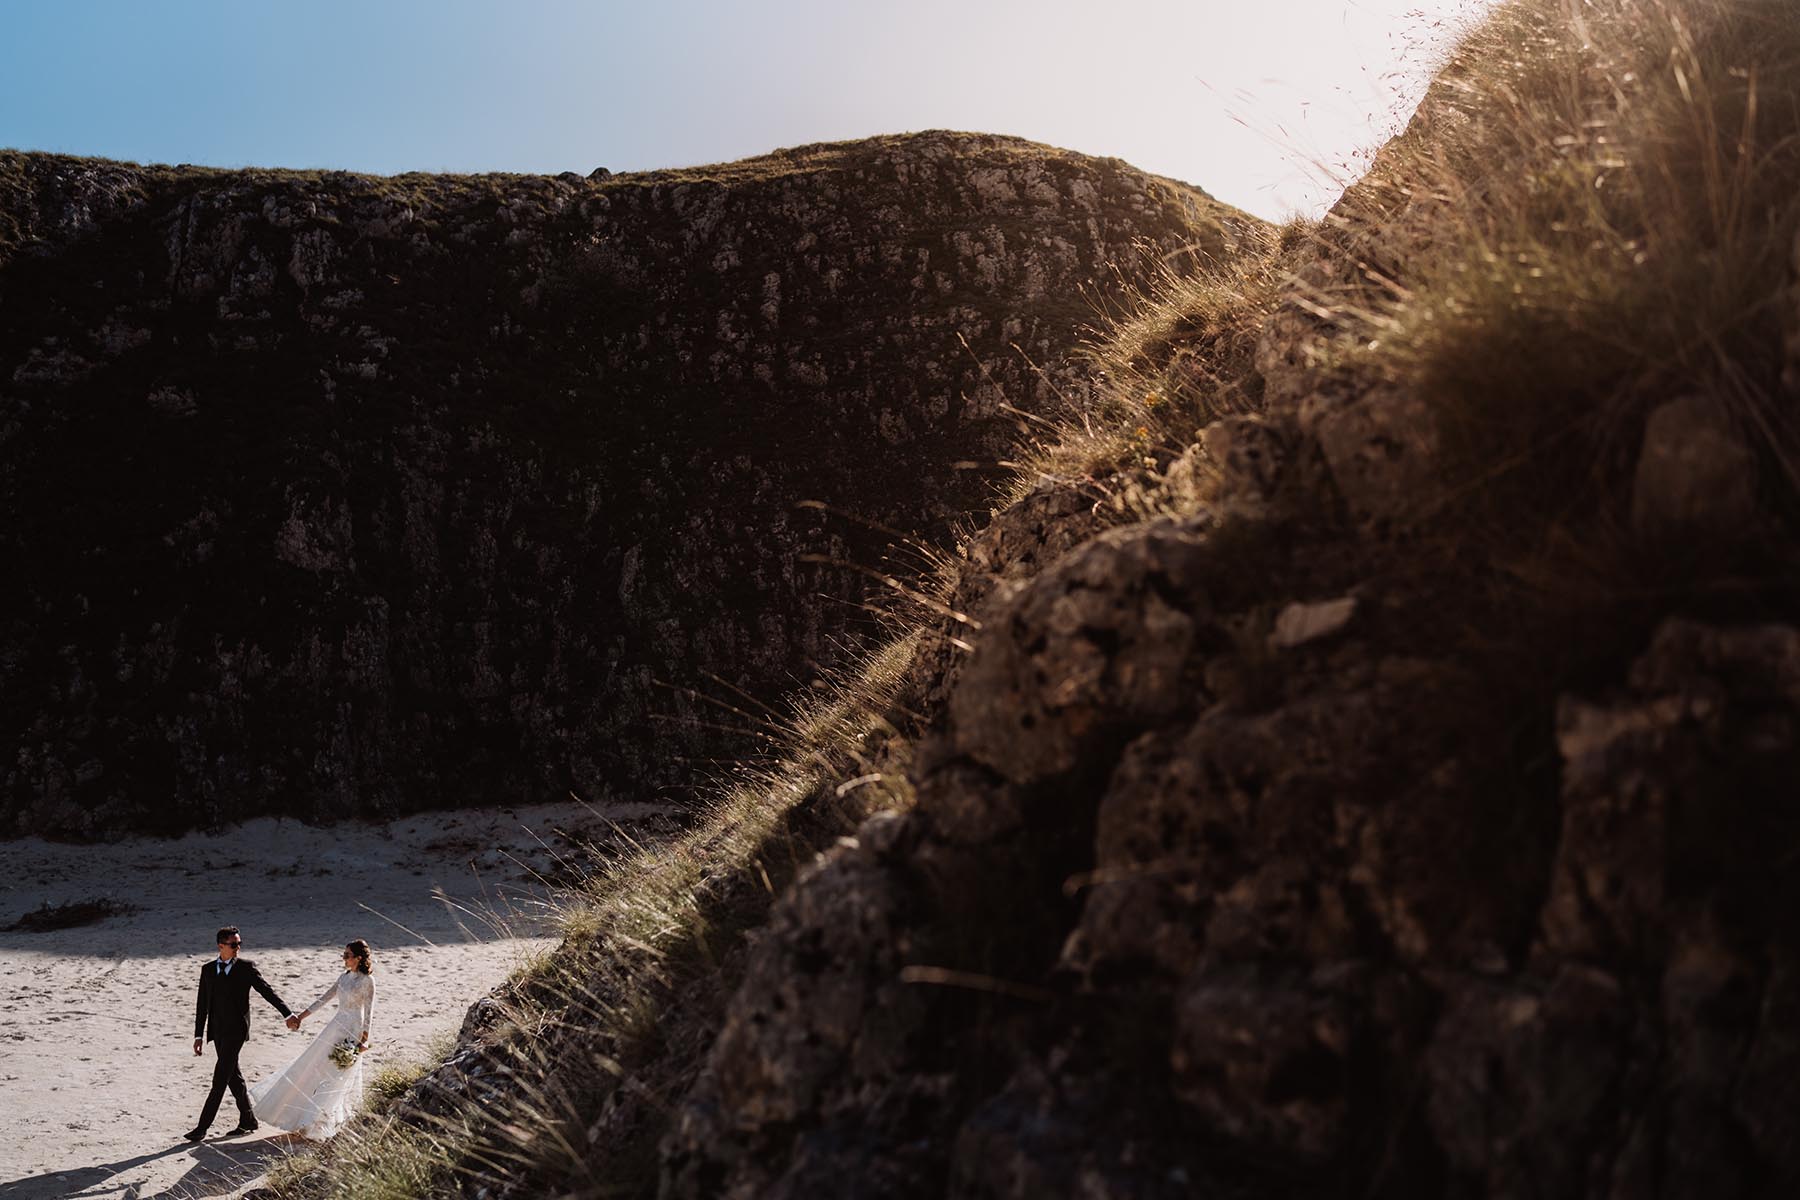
[662,273,1800,1197]
[666,510,1800,1198]
[0,134,1251,837]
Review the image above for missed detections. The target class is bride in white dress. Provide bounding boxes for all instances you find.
[250,939,376,1140]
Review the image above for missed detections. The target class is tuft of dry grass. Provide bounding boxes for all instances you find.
[999,218,1310,519]
[263,1119,466,1200]
[365,1031,459,1115]
[1323,0,1800,538]
[565,628,918,949]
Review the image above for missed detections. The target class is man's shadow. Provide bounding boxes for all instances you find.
[0,1134,302,1199]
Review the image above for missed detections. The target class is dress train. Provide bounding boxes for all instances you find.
[249,970,375,1140]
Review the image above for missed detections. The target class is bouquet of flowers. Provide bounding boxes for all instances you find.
[329,1037,362,1070]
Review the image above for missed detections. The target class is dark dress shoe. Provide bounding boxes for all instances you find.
[182,1128,206,1142]
[225,1123,259,1136]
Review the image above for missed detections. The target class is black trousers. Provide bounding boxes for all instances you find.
[195,1036,253,1129]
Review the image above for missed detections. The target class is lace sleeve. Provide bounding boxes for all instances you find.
[362,976,375,1036]
[308,974,341,1014]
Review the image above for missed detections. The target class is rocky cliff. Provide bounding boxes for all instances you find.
[0,133,1252,837]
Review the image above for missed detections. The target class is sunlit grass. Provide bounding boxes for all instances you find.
[1323,0,1800,535]
[365,1031,458,1115]
[992,217,1311,527]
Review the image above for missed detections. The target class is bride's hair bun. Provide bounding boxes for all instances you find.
[347,939,373,974]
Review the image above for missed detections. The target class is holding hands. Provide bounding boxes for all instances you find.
[286,1011,305,1031]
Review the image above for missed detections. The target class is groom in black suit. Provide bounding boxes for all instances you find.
[185,925,294,1141]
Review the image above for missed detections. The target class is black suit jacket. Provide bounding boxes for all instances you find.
[194,958,291,1044]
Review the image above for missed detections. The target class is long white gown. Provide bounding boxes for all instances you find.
[249,970,376,1140]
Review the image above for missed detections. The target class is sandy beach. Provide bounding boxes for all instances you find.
[0,801,653,1199]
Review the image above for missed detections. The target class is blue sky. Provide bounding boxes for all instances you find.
[1,1,1489,221]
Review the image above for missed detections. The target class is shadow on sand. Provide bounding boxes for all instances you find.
[0,1132,305,1199]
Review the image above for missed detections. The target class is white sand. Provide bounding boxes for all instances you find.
[0,801,651,1200]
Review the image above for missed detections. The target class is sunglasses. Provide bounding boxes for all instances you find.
[219,941,242,947]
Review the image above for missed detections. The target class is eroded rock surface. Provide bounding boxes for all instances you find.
[661,221,1800,1193]
[667,498,1800,1197]
[0,134,1252,836]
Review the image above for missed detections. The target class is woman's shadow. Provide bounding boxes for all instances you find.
[0,1133,305,1199]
